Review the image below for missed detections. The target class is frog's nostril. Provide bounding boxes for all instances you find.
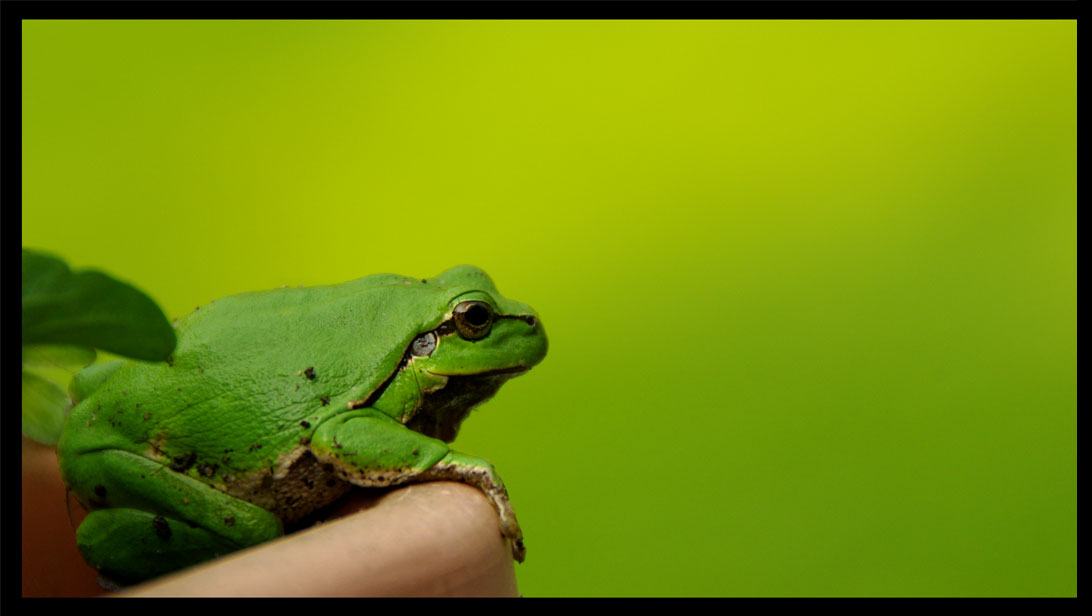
[527,316,537,328]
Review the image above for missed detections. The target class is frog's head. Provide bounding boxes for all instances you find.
[374,265,547,442]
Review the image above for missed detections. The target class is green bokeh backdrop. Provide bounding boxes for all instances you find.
[22,20,1075,596]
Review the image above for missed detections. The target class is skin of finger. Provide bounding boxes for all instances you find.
[118,481,520,597]
[21,438,104,597]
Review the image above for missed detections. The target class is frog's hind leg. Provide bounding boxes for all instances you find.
[62,449,283,582]
[77,508,242,582]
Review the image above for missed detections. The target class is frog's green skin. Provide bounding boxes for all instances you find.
[57,265,546,583]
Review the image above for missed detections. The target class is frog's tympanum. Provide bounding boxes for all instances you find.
[57,266,547,583]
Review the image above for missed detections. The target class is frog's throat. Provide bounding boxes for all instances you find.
[404,369,524,443]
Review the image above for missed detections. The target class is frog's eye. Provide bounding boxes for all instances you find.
[453,300,494,340]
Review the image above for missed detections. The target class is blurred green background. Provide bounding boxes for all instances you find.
[22,20,1075,596]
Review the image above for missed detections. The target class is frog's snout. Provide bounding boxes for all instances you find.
[520,313,548,368]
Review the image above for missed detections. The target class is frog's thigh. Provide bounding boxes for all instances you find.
[77,508,241,582]
[310,411,450,485]
[70,449,282,547]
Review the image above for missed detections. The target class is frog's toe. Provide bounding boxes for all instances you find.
[498,514,525,562]
[512,536,526,563]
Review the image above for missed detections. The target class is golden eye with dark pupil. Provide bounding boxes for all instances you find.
[453,300,494,340]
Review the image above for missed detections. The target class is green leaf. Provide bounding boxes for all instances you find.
[22,369,71,445]
[22,249,177,361]
[23,343,98,401]
[23,343,97,370]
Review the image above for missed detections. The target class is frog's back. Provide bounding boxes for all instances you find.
[61,274,456,480]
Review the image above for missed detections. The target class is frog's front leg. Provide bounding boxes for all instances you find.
[416,450,525,562]
[311,410,525,562]
[62,449,283,581]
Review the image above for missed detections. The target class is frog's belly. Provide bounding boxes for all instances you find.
[221,450,352,526]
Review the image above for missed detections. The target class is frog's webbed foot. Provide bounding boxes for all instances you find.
[418,451,525,563]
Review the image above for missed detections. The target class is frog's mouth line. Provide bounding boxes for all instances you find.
[423,365,530,379]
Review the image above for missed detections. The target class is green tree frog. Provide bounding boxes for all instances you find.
[57,265,547,583]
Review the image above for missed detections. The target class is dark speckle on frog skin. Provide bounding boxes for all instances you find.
[153,516,172,540]
[170,452,197,472]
